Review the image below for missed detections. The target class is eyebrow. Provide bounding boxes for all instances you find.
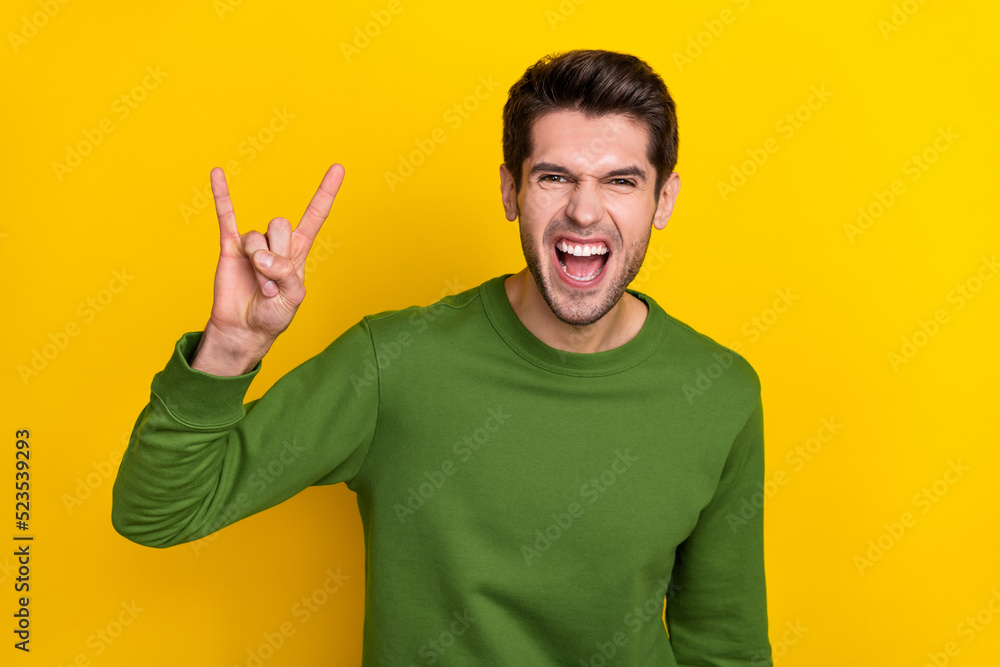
[528,161,648,183]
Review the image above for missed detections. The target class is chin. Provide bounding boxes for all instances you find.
[519,224,644,328]
[539,269,622,327]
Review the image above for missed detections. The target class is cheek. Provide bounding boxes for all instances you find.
[608,200,655,235]
[605,194,653,218]
[523,187,566,221]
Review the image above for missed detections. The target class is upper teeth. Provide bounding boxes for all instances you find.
[557,240,608,257]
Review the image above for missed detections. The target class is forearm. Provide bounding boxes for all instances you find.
[112,331,260,547]
[111,323,380,548]
[666,397,772,665]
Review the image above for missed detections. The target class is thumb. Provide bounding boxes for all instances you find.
[252,250,306,305]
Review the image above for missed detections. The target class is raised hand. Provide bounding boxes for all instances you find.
[191,164,346,376]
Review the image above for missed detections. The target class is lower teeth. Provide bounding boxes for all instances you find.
[559,260,603,282]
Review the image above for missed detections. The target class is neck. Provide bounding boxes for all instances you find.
[503,270,648,354]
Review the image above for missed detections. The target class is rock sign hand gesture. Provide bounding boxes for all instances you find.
[191,164,346,376]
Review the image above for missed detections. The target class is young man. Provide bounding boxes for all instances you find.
[113,49,772,665]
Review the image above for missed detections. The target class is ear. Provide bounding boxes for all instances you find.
[499,163,519,222]
[651,171,681,231]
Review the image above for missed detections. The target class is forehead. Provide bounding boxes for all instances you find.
[528,109,651,170]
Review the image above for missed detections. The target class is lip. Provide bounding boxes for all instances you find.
[554,234,612,250]
[551,238,611,289]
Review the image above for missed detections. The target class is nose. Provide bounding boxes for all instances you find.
[564,180,603,228]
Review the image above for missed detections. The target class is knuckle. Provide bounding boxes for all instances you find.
[278,260,298,280]
[306,202,326,220]
[242,230,264,247]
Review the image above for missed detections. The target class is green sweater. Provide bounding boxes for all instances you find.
[112,275,772,666]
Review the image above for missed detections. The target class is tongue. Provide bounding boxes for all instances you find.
[563,252,605,279]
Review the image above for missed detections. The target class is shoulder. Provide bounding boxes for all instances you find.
[634,289,762,409]
[361,280,489,337]
[670,312,759,389]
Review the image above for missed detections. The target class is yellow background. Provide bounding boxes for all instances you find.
[3,0,998,664]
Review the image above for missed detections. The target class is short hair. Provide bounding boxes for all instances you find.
[502,49,679,198]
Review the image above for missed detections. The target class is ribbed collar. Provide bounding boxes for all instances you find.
[479,274,668,377]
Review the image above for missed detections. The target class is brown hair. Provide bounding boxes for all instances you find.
[502,49,678,197]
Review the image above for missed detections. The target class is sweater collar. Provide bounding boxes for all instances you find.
[479,274,667,376]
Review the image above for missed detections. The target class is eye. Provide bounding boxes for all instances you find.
[609,178,636,187]
[539,174,568,183]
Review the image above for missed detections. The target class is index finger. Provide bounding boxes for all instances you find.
[210,167,239,238]
[295,163,346,243]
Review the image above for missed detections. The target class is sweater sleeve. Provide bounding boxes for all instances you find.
[665,396,772,666]
[111,320,379,549]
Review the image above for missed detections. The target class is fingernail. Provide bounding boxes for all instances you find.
[255,251,273,269]
[263,280,277,296]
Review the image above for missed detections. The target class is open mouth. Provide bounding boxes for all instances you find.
[554,239,610,283]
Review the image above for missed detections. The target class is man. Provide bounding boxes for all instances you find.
[112,49,772,665]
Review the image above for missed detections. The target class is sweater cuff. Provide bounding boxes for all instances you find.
[150,331,261,427]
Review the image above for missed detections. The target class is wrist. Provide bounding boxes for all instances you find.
[190,321,275,376]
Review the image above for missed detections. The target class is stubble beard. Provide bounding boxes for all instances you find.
[520,220,652,328]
